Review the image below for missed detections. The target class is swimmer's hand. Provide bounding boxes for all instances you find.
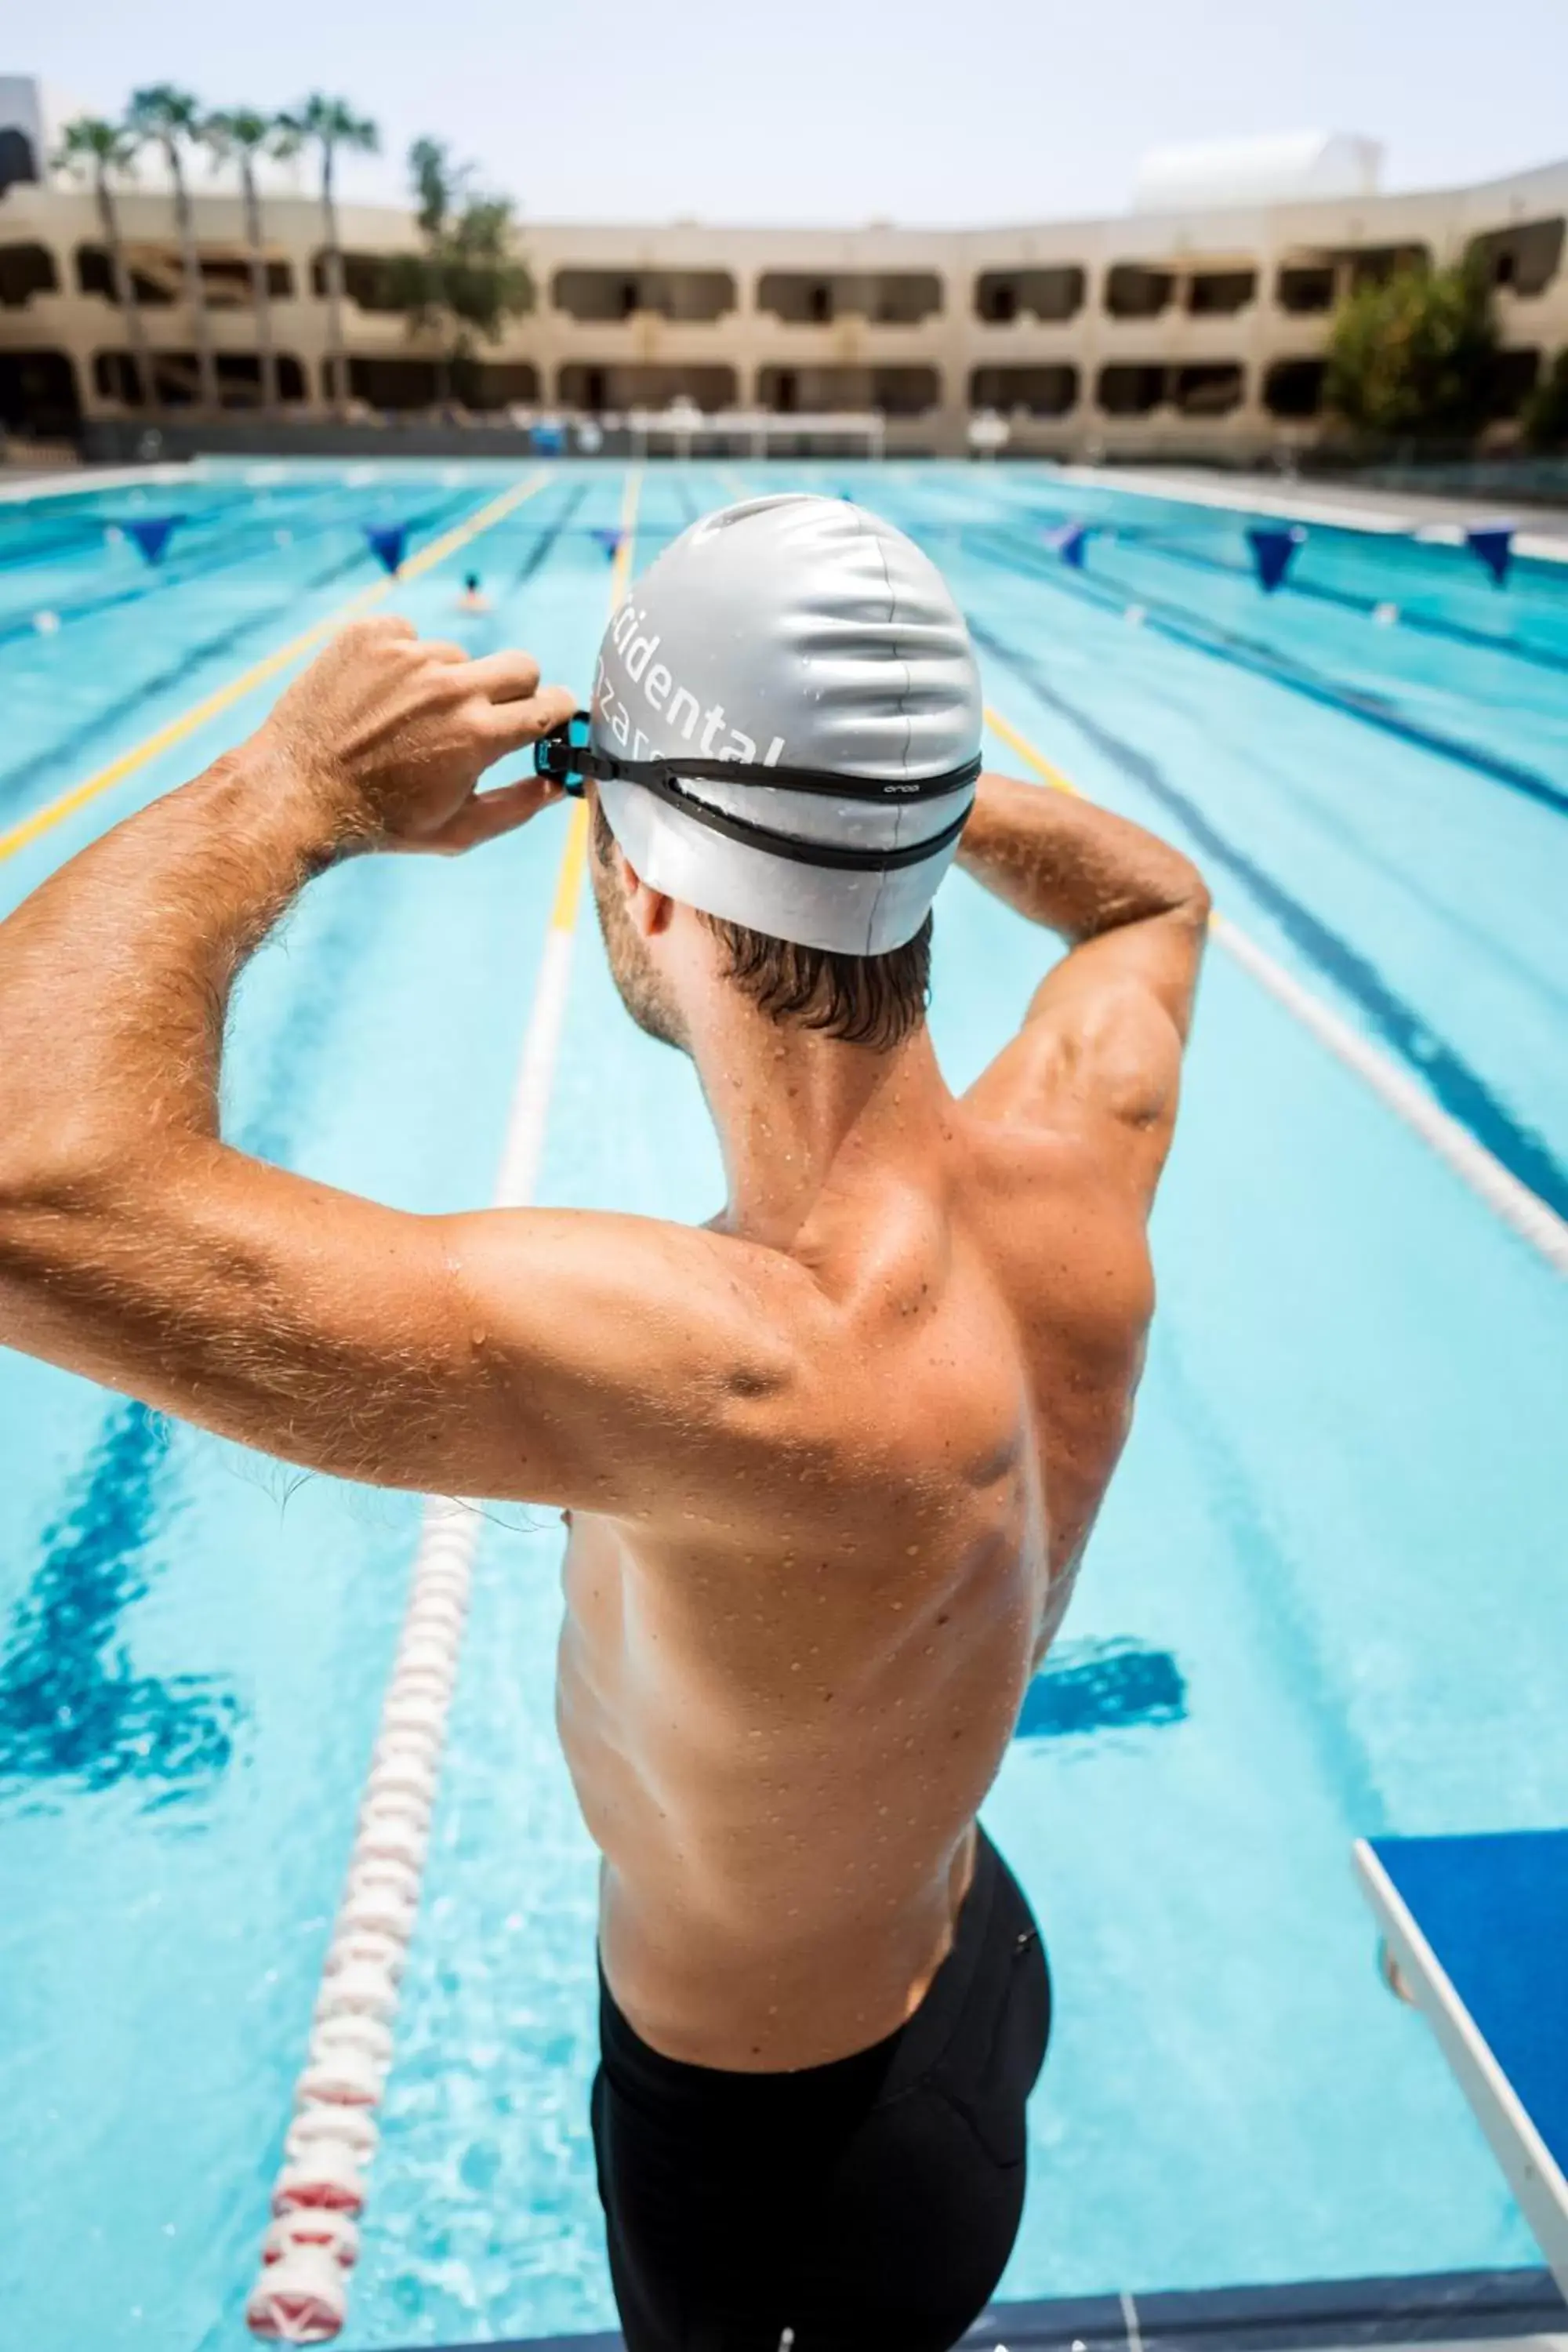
[256,615,576,855]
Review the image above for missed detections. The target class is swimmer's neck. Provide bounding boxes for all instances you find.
[684,999,950,1247]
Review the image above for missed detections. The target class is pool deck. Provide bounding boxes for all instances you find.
[5,453,1568,550]
[1062,465,1568,558]
[426,2268,1568,2352]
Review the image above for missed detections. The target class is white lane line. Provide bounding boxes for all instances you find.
[985,705,1568,1281]
[1215,914,1568,1277]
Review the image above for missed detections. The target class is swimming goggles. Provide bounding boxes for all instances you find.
[535,712,980,873]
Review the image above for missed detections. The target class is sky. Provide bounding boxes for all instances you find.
[16,0,1568,227]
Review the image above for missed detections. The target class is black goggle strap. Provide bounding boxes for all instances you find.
[535,713,978,875]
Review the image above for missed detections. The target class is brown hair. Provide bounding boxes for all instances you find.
[591,799,931,1051]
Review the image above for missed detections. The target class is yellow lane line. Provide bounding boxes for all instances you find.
[983,705,1081,800]
[0,470,550,867]
[547,466,643,933]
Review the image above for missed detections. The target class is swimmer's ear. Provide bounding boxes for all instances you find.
[616,848,675,936]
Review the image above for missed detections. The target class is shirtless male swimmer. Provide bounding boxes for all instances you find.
[0,495,1207,2352]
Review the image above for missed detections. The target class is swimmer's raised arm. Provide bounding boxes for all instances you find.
[0,620,820,1507]
[958,768,1210,1196]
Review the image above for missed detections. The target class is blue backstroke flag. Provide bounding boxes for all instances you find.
[125,516,182,566]
[1046,521,1091,569]
[1465,524,1515,587]
[364,524,408,576]
[1247,523,1307,593]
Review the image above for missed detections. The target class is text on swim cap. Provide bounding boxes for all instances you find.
[597,604,786,768]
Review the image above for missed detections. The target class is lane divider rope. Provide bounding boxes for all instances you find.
[984,706,1568,1279]
[0,471,550,869]
[245,467,641,2343]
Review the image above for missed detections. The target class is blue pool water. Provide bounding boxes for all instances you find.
[1,458,1565,2350]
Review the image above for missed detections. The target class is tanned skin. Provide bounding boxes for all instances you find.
[0,619,1208,2071]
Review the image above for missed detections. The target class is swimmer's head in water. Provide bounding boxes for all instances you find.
[584,494,982,961]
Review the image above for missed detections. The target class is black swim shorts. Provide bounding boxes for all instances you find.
[591,1825,1051,2352]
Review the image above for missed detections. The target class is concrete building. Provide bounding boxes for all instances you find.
[1,74,1563,460]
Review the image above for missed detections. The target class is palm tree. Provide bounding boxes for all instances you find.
[54,117,158,414]
[127,85,220,418]
[387,140,533,408]
[203,108,299,419]
[285,95,379,417]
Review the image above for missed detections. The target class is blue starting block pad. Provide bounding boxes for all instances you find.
[1356,1830,1568,2296]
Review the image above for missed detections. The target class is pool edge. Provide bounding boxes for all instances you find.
[413,2264,1568,2352]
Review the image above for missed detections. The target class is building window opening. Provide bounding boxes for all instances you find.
[1276,263,1336,314]
[1105,265,1174,320]
[1187,269,1255,317]
[0,243,60,306]
[1097,363,1167,416]
[1172,362,1244,416]
[975,267,1084,325]
[969,365,1079,418]
[0,347,79,435]
[558,364,739,412]
[1263,358,1327,419]
[1466,219,1564,299]
[77,245,174,306]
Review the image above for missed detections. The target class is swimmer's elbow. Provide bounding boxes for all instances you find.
[0,1134,99,1266]
[1163,854,1210,930]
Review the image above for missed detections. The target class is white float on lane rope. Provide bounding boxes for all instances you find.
[247,477,641,2341]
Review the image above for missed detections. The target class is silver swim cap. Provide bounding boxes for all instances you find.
[584,494,982,955]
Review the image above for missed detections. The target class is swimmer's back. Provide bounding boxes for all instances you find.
[559,1075,1153,2073]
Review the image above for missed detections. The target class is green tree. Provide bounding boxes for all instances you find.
[127,85,219,417]
[1520,349,1568,453]
[1325,258,1499,445]
[202,109,300,420]
[387,139,533,409]
[284,95,379,416]
[54,117,158,414]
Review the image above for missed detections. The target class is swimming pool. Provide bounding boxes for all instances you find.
[1,457,1564,2350]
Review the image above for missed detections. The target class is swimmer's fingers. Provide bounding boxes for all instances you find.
[477,681,579,753]
[401,773,564,856]
[465,648,543,703]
